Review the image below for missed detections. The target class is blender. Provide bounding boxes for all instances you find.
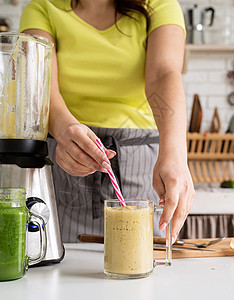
[0,33,65,266]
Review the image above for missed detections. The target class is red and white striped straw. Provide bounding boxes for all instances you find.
[96,138,126,207]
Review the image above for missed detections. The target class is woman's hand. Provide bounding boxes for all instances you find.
[153,151,195,244]
[55,122,116,176]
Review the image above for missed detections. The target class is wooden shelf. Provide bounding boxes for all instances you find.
[183,44,234,73]
[185,44,234,53]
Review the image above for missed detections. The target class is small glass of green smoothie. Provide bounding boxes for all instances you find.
[0,188,46,281]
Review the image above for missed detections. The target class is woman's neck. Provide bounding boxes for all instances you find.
[74,0,115,12]
[72,0,120,31]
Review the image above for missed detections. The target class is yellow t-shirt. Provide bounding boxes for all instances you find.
[20,0,185,129]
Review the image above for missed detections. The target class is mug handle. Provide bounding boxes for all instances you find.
[153,205,172,267]
[27,211,47,265]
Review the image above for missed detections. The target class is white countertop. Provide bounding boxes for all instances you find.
[1,243,234,300]
[190,189,234,214]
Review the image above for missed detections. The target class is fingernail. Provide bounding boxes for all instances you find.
[109,150,116,155]
[172,235,178,245]
[159,222,167,231]
[108,151,116,159]
[101,168,108,173]
[159,199,165,205]
[102,161,111,170]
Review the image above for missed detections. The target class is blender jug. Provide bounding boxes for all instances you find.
[0,33,52,140]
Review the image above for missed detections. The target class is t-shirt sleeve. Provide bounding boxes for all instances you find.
[147,0,186,36]
[19,0,55,37]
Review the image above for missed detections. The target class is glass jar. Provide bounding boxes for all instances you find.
[0,188,46,281]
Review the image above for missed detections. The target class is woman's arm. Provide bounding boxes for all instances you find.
[23,29,114,176]
[145,24,195,242]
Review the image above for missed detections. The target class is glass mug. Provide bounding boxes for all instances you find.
[104,200,172,279]
[0,188,47,281]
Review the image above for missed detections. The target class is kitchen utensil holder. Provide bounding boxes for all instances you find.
[187,133,234,183]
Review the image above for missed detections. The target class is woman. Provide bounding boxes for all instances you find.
[20,0,195,243]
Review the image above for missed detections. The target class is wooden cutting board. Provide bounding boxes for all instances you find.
[154,238,234,259]
[210,107,221,133]
[189,94,202,133]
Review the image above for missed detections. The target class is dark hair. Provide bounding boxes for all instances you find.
[72,0,152,30]
[115,0,151,30]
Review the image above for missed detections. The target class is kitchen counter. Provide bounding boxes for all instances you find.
[1,243,234,300]
[190,188,234,214]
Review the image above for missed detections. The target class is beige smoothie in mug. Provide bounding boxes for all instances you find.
[104,201,154,278]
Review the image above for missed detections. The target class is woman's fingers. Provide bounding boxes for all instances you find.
[161,178,194,243]
[56,123,116,176]
[61,124,111,170]
[175,177,195,236]
[172,188,195,242]
[173,173,195,237]
[105,149,116,159]
[152,170,166,202]
[56,123,118,176]
[56,143,108,176]
[56,147,108,176]
[80,126,112,166]
[64,141,108,172]
[56,151,95,176]
[170,184,190,241]
[158,179,180,232]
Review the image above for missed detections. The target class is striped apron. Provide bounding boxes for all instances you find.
[47,127,162,243]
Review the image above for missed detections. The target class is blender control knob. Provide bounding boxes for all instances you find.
[26,197,50,226]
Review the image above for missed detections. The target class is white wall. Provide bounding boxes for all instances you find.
[0,0,234,133]
[0,0,28,31]
[180,0,234,133]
